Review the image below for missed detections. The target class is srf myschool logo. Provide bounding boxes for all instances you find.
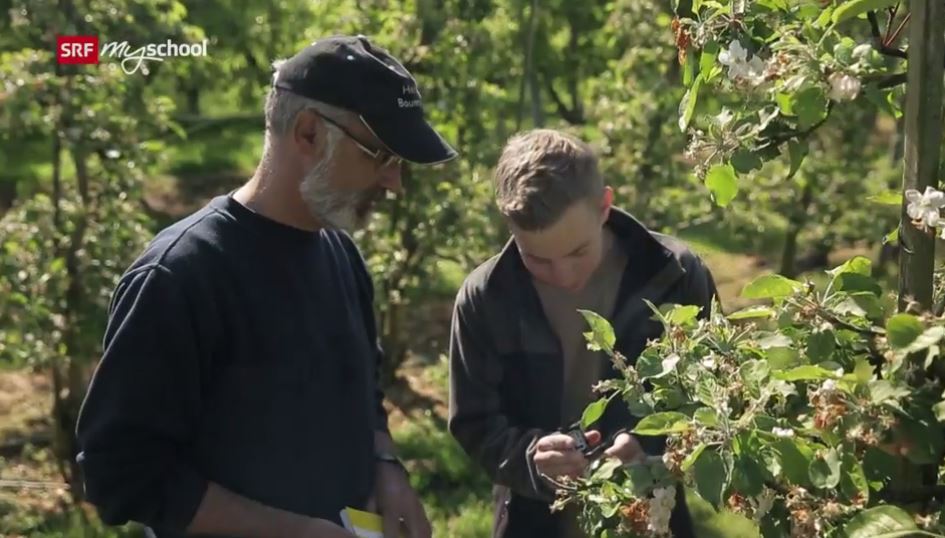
[57,36,209,75]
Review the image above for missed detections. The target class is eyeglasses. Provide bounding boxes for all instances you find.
[309,108,402,169]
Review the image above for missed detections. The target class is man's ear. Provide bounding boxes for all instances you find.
[600,186,614,223]
[293,109,321,156]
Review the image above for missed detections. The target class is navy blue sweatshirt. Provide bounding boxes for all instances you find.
[75,194,389,536]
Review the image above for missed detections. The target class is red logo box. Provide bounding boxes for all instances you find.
[57,36,99,64]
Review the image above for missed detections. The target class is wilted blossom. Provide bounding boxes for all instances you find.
[753,488,777,523]
[718,41,766,86]
[647,486,676,535]
[906,187,945,228]
[827,72,861,101]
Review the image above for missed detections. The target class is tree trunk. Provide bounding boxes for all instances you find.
[897,0,944,312]
[780,181,815,278]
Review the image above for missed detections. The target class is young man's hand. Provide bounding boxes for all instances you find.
[603,432,645,465]
[532,430,602,480]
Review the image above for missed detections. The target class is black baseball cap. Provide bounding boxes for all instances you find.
[273,35,458,165]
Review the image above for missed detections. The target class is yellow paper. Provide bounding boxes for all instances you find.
[339,507,407,538]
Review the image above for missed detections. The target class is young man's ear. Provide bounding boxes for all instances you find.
[599,186,614,223]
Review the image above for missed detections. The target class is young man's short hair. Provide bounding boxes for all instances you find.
[493,129,604,231]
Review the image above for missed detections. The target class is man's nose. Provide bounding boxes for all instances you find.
[550,264,575,289]
[377,162,403,193]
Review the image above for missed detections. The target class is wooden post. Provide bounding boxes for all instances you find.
[898,0,945,312]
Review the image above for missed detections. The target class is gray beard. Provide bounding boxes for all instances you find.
[299,158,365,232]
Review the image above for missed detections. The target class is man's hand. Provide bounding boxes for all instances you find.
[298,518,358,538]
[533,430,602,481]
[369,461,431,538]
[603,432,646,465]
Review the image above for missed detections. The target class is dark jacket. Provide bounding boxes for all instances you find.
[448,208,718,538]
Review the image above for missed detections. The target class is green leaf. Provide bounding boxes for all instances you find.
[829,256,873,276]
[839,448,870,503]
[727,306,775,320]
[731,149,764,174]
[694,407,719,427]
[869,380,910,405]
[898,411,945,465]
[581,397,609,429]
[654,387,685,410]
[773,438,814,486]
[842,505,919,538]
[834,273,882,296]
[794,87,828,130]
[705,163,738,207]
[886,313,924,349]
[693,448,728,508]
[758,331,793,349]
[679,74,704,131]
[731,454,766,497]
[852,357,874,384]
[787,139,809,178]
[884,227,899,245]
[633,412,690,436]
[902,326,945,354]
[666,304,702,325]
[591,458,623,481]
[624,464,655,496]
[868,191,903,206]
[681,443,707,472]
[807,329,836,363]
[774,365,837,381]
[815,6,835,27]
[832,0,900,25]
[637,353,679,379]
[700,42,719,77]
[740,359,771,390]
[683,50,696,87]
[776,93,795,116]
[848,292,886,320]
[767,347,801,370]
[741,274,803,299]
[579,310,616,354]
[809,448,841,489]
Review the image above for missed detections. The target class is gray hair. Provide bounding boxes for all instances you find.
[264,58,356,140]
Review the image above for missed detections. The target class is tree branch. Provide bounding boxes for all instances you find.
[544,74,584,124]
[763,102,835,148]
[879,484,945,503]
[868,11,908,59]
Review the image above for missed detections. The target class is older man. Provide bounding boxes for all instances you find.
[76,35,456,538]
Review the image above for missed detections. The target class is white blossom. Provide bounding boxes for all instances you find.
[647,486,677,535]
[852,44,872,59]
[105,149,120,159]
[906,187,945,228]
[715,109,735,128]
[827,72,861,101]
[701,355,717,370]
[821,379,837,392]
[719,41,766,86]
[772,427,794,438]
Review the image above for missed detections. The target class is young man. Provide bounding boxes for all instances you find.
[76,35,456,538]
[448,129,718,538]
